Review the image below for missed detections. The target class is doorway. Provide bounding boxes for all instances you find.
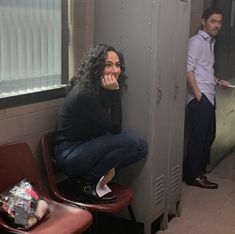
[205,0,235,170]
[213,0,235,81]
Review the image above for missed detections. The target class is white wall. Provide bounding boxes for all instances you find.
[68,0,94,79]
[189,0,204,36]
[0,98,64,182]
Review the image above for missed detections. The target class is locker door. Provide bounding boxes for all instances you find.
[167,0,191,213]
[150,0,177,228]
[94,2,163,232]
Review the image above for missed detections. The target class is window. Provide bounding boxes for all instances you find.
[0,0,68,101]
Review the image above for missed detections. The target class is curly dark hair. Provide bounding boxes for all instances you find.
[69,44,127,95]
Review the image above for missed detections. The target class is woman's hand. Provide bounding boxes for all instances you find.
[100,168,115,188]
[101,74,119,90]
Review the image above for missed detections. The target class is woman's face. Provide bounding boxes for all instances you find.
[103,51,121,80]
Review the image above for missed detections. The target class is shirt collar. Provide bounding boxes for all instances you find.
[198,30,216,43]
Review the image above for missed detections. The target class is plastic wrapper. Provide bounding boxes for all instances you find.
[0,179,49,230]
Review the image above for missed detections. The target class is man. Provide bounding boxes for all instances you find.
[183,7,230,189]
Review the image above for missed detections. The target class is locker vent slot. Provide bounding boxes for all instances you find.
[170,165,180,192]
[154,175,164,206]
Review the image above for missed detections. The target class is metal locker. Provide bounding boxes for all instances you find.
[167,0,191,217]
[94,0,191,233]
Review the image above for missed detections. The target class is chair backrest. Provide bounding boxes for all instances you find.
[41,132,91,207]
[41,132,63,199]
[0,143,42,193]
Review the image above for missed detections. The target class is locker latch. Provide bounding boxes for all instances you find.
[156,87,162,104]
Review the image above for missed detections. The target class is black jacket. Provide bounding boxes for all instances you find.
[55,84,122,143]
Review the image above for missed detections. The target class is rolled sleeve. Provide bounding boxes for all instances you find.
[187,37,202,72]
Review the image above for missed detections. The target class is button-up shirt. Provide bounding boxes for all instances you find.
[187,30,216,105]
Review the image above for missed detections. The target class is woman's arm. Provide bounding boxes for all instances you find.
[80,89,122,134]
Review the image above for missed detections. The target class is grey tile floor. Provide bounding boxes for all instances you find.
[158,152,235,234]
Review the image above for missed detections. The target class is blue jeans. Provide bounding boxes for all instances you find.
[55,131,148,184]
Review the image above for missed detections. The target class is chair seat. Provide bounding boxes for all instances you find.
[27,200,92,234]
[59,182,134,213]
[84,183,134,213]
[0,200,92,234]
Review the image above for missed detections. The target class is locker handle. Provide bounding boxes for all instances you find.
[156,87,162,104]
[173,85,179,100]
[180,0,188,2]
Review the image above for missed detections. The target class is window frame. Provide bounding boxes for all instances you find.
[0,0,69,110]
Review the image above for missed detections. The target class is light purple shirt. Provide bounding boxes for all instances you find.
[187,30,216,105]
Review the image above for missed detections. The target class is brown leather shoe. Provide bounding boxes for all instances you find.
[201,176,218,186]
[191,176,218,189]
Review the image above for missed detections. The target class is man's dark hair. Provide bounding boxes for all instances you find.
[202,7,223,21]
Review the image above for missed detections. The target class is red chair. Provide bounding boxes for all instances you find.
[41,132,140,233]
[0,142,93,234]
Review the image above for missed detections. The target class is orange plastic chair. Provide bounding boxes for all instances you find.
[0,142,93,234]
[41,132,140,233]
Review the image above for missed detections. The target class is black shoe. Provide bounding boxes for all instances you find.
[75,182,117,204]
[190,176,218,189]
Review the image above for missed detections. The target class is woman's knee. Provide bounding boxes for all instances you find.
[119,131,142,145]
[138,139,148,156]
[120,132,148,156]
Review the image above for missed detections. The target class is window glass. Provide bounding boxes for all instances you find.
[0,0,62,98]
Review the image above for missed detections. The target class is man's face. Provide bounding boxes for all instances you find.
[202,13,223,37]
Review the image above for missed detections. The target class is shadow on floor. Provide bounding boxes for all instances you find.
[84,213,176,234]
[84,213,144,234]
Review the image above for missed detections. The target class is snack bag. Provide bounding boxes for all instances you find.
[0,179,49,230]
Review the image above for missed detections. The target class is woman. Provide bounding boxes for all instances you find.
[54,44,148,203]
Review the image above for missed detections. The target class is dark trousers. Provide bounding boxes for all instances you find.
[183,94,215,183]
[55,131,148,184]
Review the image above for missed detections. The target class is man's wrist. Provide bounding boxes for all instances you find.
[215,77,221,83]
[195,90,202,100]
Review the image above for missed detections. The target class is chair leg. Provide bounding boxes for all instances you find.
[89,213,99,234]
[88,224,97,234]
[128,204,141,234]
[83,213,97,234]
[84,222,96,234]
